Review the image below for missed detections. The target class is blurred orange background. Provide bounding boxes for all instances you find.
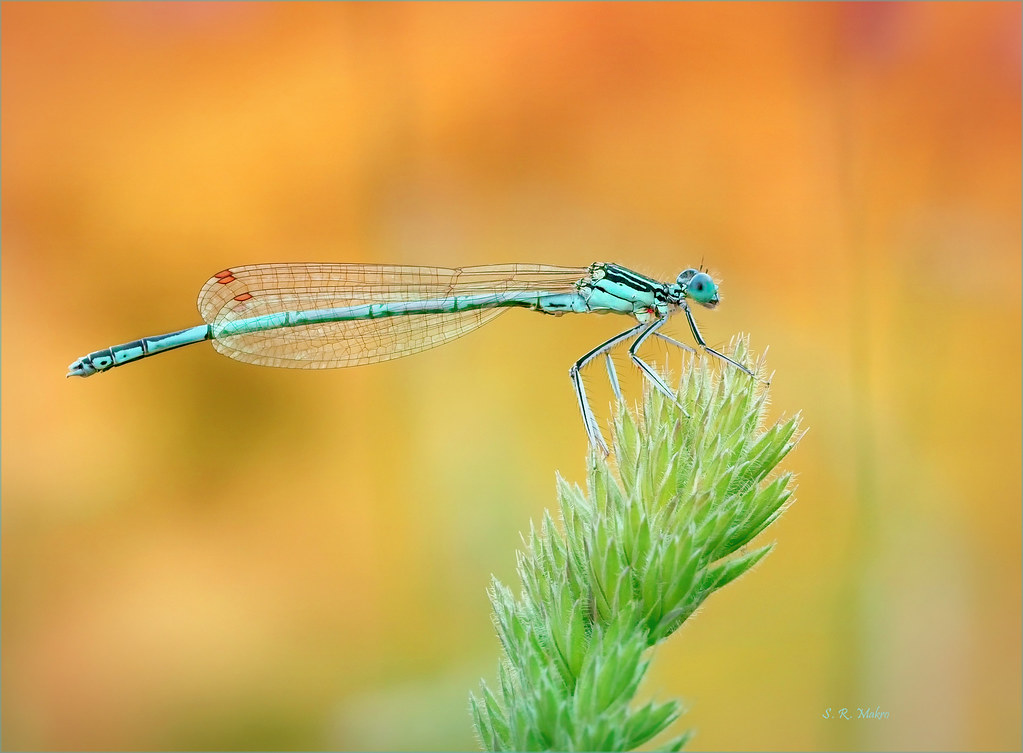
[2,2,1019,751]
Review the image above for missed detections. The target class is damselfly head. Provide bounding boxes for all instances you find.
[678,269,719,308]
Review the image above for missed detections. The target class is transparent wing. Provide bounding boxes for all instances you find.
[196,263,588,369]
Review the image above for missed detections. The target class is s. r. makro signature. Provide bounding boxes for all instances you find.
[822,706,890,720]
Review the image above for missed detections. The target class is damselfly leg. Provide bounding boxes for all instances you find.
[576,312,756,454]
[680,301,755,378]
[653,331,697,356]
[600,324,697,410]
[627,318,688,413]
[572,318,701,455]
[605,353,623,403]
[570,324,645,454]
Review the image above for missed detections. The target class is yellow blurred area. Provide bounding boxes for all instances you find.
[2,2,1019,750]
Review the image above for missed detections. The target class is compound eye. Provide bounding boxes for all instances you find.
[676,268,698,286]
[687,272,718,304]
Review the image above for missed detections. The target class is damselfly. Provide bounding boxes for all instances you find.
[67,262,752,453]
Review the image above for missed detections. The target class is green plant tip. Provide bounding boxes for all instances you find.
[471,335,802,752]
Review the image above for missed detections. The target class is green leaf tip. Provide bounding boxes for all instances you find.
[472,335,802,751]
